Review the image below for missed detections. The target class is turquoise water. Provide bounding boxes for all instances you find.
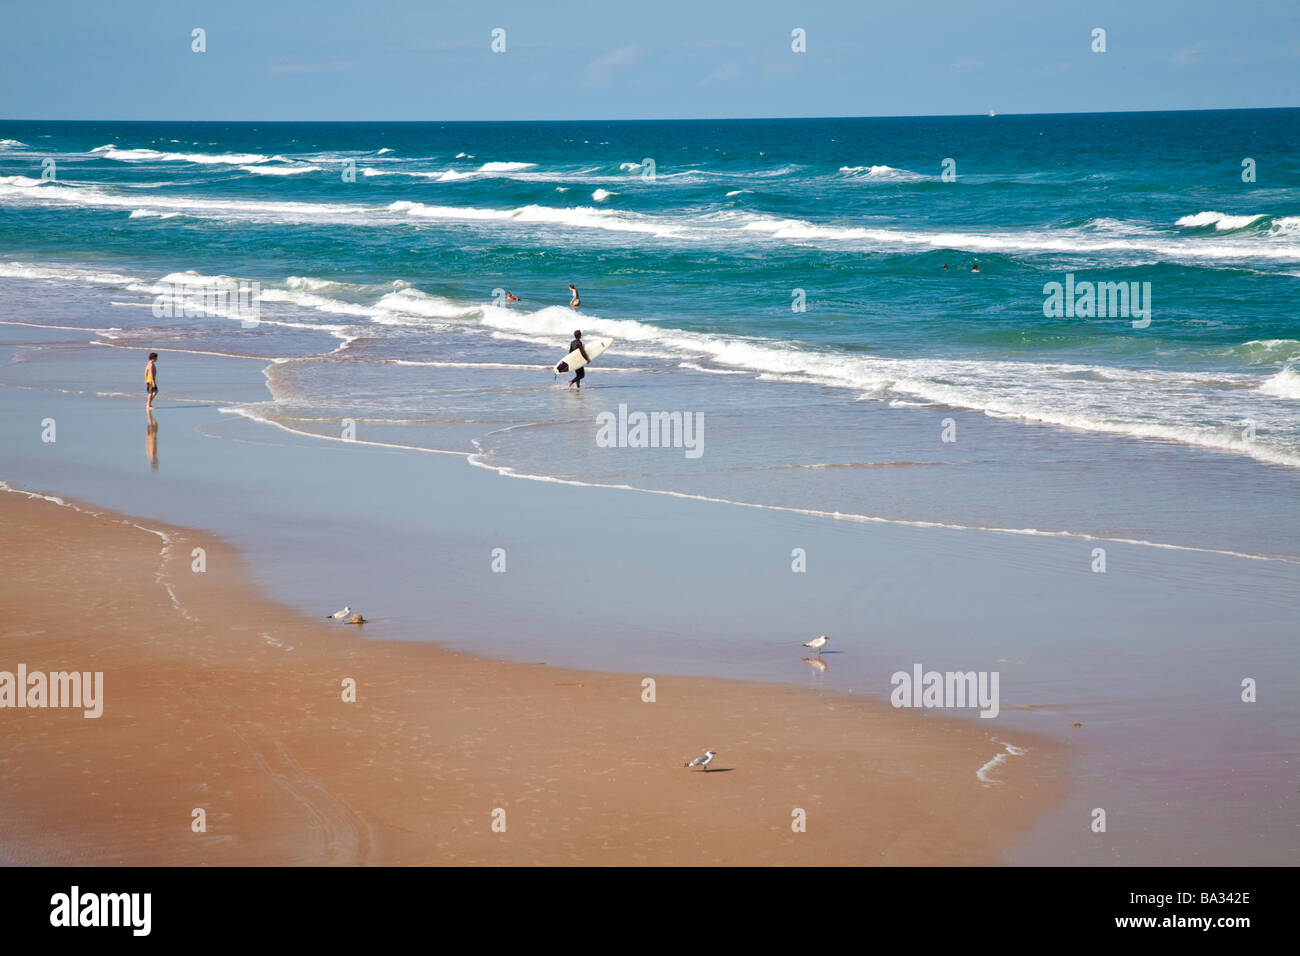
[2,111,1299,557]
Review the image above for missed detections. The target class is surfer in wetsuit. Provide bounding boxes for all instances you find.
[567,330,589,389]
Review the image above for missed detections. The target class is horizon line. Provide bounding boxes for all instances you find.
[2,105,1297,124]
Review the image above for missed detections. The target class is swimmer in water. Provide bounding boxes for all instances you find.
[568,283,580,308]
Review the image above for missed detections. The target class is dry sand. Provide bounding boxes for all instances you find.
[0,490,1066,865]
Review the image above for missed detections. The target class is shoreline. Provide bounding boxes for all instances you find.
[0,486,1068,865]
[3,352,1296,864]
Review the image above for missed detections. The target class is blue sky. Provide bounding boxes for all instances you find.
[1,0,1296,120]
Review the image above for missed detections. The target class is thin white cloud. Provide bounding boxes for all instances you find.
[1172,45,1203,65]
[702,59,742,85]
[269,57,370,77]
[581,45,642,86]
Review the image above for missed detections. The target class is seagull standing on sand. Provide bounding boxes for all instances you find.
[802,634,828,655]
[327,606,351,620]
[685,750,716,771]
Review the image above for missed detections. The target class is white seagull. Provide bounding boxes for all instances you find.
[685,750,716,771]
[327,605,352,620]
[802,634,828,655]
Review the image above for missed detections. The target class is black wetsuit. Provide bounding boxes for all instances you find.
[569,337,589,386]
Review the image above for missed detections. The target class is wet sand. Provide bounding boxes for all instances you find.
[0,490,1065,865]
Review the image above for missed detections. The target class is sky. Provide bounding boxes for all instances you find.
[0,0,1297,121]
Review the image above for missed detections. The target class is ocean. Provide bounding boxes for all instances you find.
[2,113,1299,561]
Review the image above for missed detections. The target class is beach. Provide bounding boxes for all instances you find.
[2,114,1298,866]
[0,489,1063,865]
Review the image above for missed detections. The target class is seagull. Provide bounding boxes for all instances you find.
[327,606,351,620]
[802,634,828,655]
[684,750,716,771]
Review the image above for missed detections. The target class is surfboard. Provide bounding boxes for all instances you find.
[555,338,611,374]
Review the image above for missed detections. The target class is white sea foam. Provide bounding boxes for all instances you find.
[285,275,346,293]
[1231,339,1300,364]
[0,139,28,148]
[1259,367,1300,399]
[0,175,49,187]
[6,174,1298,264]
[0,176,366,223]
[839,164,927,182]
[976,740,1027,784]
[129,209,181,219]
[371,287,480,321]
[0,480,194,620]
[736,213,1300,261]
[677,362,749,375]
[8,251,1300,471]
[475,300,1300,468]
[238,164,321,176]
[0,260,139,286]
[467,447,1300,563]
[91,144,276,165]
[387,200,687,237]
[217,405,469,456]
[478,161,535,172]
[591,188,615,202]
[1175,210,1267,231]
[363,167,473,181]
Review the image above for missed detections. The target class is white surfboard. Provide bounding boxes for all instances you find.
[555,338,611,374]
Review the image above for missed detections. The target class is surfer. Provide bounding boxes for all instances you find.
[970,262,980,273]
[568,283,580,308]
[567,330,589,389]
[505,291,519,302]
[145,352,158,408]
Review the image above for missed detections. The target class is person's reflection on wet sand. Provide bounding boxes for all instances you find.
[146,408,158,470]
